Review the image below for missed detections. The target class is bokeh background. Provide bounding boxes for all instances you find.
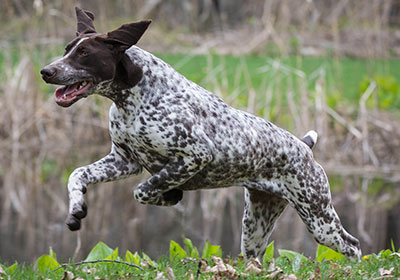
[0,0,399,263]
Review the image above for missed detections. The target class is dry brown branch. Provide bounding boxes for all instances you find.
[325,106,362,140]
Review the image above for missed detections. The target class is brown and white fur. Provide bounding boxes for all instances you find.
[41,7,361,260]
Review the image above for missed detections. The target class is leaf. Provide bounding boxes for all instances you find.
[85,242,114,261]
[125,250,141,265]
[6,263,17,275]
[379,249,392,258]
[316,245,345,262]
[390,239,396,252]
[169,240,187,261]
[184,238,199,259]
[142,252,157,267]
[105,248,119,260]
[278,249,308,263]
[264,241,274,263]
[316,244,329,259]
[36,254,60,273]
[49,247,57,261]
[292,254,302,273]
[201,240,222,258]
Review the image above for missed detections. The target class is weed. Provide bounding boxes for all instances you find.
[1,240,399,279]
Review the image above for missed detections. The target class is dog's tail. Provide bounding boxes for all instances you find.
[300,130,318,149]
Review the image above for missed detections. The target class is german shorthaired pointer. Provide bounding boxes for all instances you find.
[40,7,361,260]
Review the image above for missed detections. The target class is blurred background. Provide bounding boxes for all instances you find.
[0,0,399,263]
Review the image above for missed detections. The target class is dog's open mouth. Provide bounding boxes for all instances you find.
[55,81,92,107]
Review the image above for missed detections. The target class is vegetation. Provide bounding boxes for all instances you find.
[1,44,400,264]
[1,240,399,279]
[0,0,399,274]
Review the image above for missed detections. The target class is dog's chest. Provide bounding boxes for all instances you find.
[109,104,169,173]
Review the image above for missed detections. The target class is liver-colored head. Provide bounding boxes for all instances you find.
[40,7,151,107]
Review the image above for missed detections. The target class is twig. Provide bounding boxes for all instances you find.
[358,81,378,165]
[325,106,362,140]
[53,259,145,272]
[72,231,81,260]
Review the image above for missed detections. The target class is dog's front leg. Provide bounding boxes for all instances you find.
[66,145,142,230]
[134,152,212,206]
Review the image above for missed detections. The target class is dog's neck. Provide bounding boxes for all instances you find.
[100,46,189,114]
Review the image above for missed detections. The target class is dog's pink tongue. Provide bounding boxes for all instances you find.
[55,83,79,100]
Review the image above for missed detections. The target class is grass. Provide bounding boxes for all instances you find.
[156,53,400,110]
[1,240,399,279]
[2,44,400,110]
[1,45,400,277]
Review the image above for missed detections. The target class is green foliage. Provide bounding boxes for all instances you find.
[141,252,157,267]
[2,240,400,279]
[105,248,119,260]
[169,238,222,261]
[85,241,115,261]
[390,239,397,252]
[184,238,200,259]
[316,244,345,262]
[125,250,141,265]
[359,75,400,109]
[40,159,59,183]
[278,249,309,263]
[378,249,393,258]
[36,254,59,273]
[263,241,274,263]
[201,240,223,258]
[5,263,17,274]
[169,240,187,261]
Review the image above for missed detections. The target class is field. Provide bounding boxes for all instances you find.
[1,1,400,278]
[1,240,400,279]
[0,48,400,278]
[2,45,400,113]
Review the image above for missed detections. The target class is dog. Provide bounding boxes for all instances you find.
[40,7,361,260]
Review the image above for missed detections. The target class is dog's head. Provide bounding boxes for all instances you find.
[40,7,151,107]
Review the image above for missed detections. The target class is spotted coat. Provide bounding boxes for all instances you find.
[40,7,361,261]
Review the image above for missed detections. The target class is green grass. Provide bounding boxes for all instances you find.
[1,240,399,279]
[2,44,400,113]
[156,53,400,109]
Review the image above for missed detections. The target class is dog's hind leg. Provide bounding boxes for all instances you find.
[241,187,288,260]
[284,161,362,260]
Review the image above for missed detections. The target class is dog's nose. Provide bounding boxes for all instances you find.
[40,67,57,80]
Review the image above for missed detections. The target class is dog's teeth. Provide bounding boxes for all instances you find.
[77,81,87,90]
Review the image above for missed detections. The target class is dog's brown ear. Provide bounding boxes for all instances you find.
[105,20,151,51]
[75,7,96,36]
[112,54,143,90]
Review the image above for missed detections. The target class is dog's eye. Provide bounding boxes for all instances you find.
[77,47,88,57]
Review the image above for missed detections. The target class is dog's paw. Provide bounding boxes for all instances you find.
[71,201,87,219]
[66,214,81,231]
[66,201,87,231]
[162,189,183,205]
